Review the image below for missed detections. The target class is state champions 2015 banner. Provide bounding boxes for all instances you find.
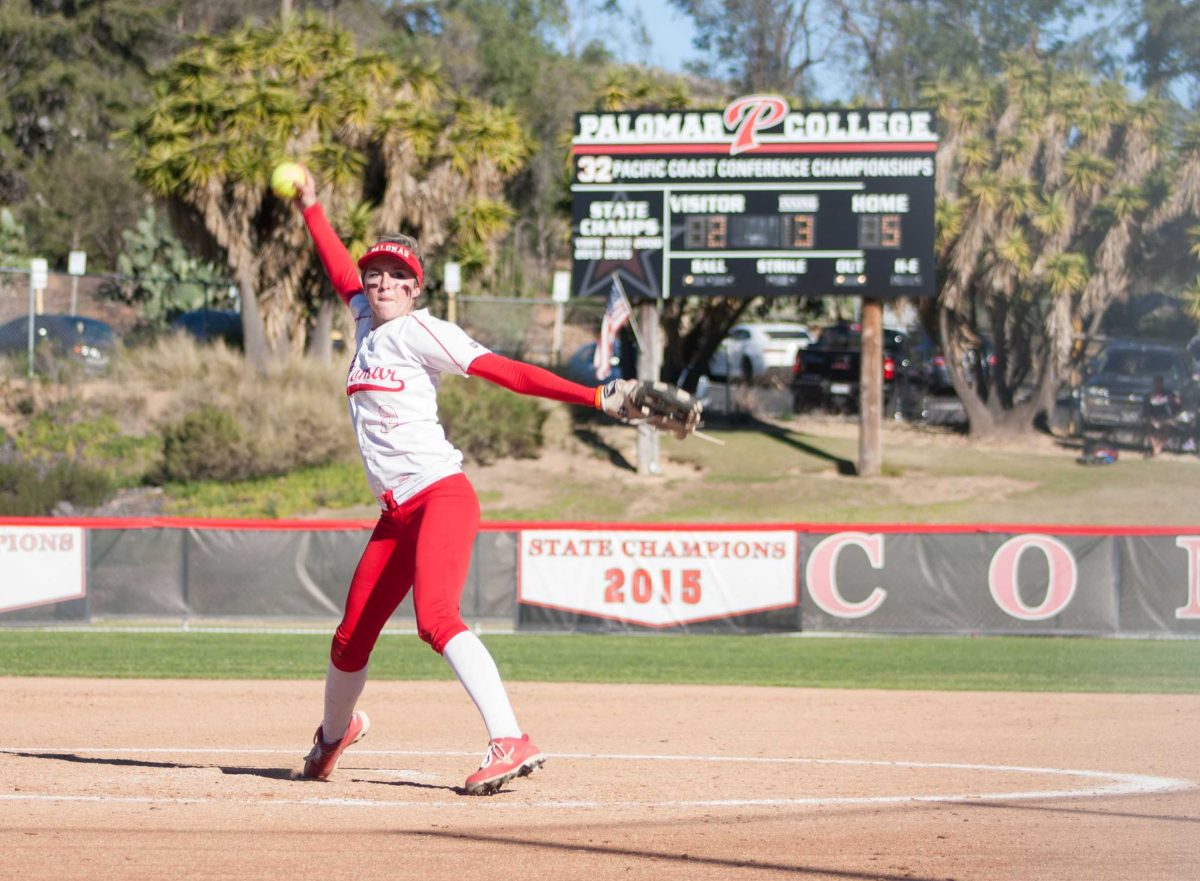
[517,527,799,630]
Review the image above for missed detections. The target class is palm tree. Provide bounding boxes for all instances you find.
[925,51,1200,437]
[127,15,530,370]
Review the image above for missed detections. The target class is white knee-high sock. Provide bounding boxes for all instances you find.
[321,661,368,743]
[442,631,521,740]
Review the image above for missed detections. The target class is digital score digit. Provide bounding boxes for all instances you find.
[858,214,902,249]
[683,215,729,249]
[707,215,727,249]
[882,214,901,247]
[783,214,816,248]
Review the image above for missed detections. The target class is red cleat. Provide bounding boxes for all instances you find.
[302,710,369,780]
[463,734,545,795]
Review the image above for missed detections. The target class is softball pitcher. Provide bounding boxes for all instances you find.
[289,166,645,795]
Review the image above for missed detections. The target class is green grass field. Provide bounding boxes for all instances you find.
[1,631,1197,693]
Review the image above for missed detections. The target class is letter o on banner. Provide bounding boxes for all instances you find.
[988,535,1078,621]
[805,532,886,619]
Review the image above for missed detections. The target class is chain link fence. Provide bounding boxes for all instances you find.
[0,265,610,381]
[0,265,237,379]
[450,294,605,373]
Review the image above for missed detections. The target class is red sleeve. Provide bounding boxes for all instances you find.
[303,203,362,305]
[467,352,601,408]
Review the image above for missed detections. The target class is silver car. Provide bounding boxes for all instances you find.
[708,322,814,384]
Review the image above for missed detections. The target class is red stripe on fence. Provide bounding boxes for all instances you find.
[1,517,1196,536]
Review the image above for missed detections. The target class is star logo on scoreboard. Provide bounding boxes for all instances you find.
[579,251,660,301]
[572,190,664,301]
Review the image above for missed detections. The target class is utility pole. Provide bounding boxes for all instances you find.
[858,297,883,477]
[635,300,661,475]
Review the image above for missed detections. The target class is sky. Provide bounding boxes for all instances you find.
[583,2,1147,104]
[595,1,847,99]
[607,0,698,74]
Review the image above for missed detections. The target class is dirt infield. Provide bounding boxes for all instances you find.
[2,677,1197,880]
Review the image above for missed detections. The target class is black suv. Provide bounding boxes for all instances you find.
[1070,340,1200,437]
[170,309,243,348]
[0,313,115,375]
[792,322,925,418]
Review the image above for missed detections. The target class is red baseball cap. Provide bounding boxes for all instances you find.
[357,241,424,286]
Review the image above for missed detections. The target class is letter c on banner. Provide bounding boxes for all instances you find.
[988,535,1078,621]
[805,533,886,619]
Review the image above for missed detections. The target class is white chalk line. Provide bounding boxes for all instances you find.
[0,747,1191,811]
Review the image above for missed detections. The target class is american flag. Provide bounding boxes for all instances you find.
[594,278,632,380]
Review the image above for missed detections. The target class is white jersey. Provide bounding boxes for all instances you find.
[345,299,489,507]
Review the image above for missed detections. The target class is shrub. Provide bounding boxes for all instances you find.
[155,368,549,486]
[113,336,354,483]
[12,403,161,486]
[156,395,353,485]
[0,460,114,516]
[161,459,369,518]
[438,374,547,464]
[160,405,251,482]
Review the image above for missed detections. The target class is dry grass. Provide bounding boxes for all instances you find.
[109,335,344,420]
[102,336,354,477]
[1,337,355,490]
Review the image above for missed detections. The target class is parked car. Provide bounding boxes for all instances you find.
[0,313,115,375]
[908,329,995,395]
[170,309,243,348]
[563,340,709,404]
[791,322,924,417]
[563,340,633,386]
[908,330,954,395]
[708,322,813,384]
[1069,339,1200,437]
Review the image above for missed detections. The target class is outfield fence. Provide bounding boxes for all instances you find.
[1,518,1197,637]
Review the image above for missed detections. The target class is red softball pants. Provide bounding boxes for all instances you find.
[330,472,480,671]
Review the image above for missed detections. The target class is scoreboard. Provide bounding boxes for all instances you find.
[570,101,938,301]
